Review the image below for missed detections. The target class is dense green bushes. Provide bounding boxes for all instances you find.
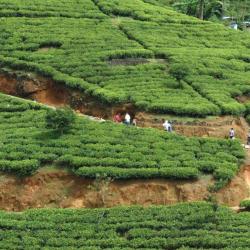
[45,107,75,135]
[119,19,250,115]
[0,202,250,249]
[0,93,244,185]
[0,0,106,18]
[0,0,249,116]
[240,199,250,209]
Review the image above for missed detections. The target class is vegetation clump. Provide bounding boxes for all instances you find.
[45,107,75,135]
[240,199,250,210]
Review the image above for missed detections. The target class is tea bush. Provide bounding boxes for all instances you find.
[240,199,250,209]
[0,0,106,18]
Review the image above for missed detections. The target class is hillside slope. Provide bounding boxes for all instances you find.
[0,0,250,116]
[0,93,244,189]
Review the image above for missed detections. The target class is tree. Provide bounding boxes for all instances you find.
[45,107,75,135]
[198,0,205,19]
[88,174,113,207]
[169,64,190,88]
[173,0,224,20]
[226,0,249,24]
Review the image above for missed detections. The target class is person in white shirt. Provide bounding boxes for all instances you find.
[229,128,235,139]
[163,120,172,132]
[132,117,137,126]
[124,112,131,125]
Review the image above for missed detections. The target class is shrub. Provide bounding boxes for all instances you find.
[169,64,190,87]
[240,199,250,209]
[45,107,75,135]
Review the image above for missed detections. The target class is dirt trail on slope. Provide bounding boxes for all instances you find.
[0,70,249,141]
[137,113,249,141]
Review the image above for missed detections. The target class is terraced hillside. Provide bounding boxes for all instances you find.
[0,93,244,189]
[1,202,250,249]
[0,0,250,116]
[1,1,250,248]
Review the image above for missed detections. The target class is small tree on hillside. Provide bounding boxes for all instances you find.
[169,64,190,88]
[88,173,114,207]
[45,107,75,135]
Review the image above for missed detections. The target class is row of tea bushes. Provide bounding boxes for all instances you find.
[94,0,202,24]
[0,202,250,249]
[0,0,106,18]
[119,19,250,115]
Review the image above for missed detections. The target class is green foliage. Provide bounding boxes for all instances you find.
[246,114,250,124]
[225,0,250,23]
[169,64,190,88]
[171,0,224,20]
[240,199,250,209]
[159,0,250,23]
[0,202,250,249]
[45,107,75,134]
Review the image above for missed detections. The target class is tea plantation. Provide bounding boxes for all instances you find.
[1,202,250,249]
[0,0,250,116]
[1,1,250,249]
[0,93,244,188]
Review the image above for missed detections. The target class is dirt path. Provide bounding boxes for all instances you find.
[0,71,249,141]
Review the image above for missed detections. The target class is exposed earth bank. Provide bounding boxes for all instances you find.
[0,71,249,141]
[0,166,249,212]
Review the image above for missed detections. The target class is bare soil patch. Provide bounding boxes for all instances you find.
[0,71,138,122]
[37,47,51,52]
[0,166,249,211]
[236,95,250,104]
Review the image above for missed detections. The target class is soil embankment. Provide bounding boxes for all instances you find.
[0,70,250,211]
[0,71,112,118]
[0,166,249,211]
